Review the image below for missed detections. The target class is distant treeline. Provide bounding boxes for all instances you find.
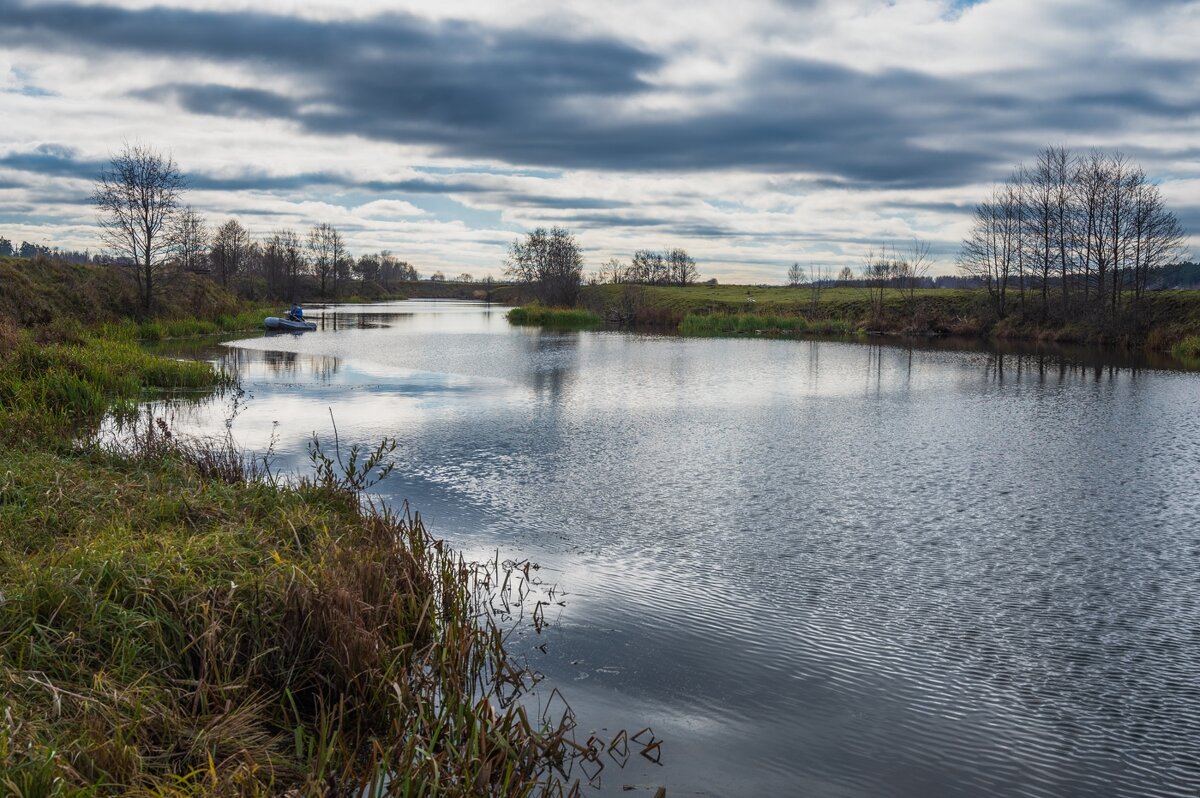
[9,141,1195,314]
[828,265,1200,291]
[18,142,489,312]
[0,236,94,263]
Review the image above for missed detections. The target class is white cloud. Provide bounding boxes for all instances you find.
[1,0,1197,281]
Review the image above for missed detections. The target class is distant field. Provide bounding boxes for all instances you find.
[585,282,975,309]
[577,282,1200,347]
[582,283,983,323]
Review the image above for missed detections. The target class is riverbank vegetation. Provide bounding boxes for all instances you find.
[500,146,1193,349]
[507,278,1200,351]
[678,312,858,337]
[0,277,582,794]
[507,305,601,329]
[1172,334,1200,362]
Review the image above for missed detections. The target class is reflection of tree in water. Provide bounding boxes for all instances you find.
[862,341,886,397]
[263,350,299,375]
[524,331,581,401]
[218,347,265,374]
[829,335,1179,395]
[838,332,1195,376]
[318,312,399,331]
[259,350,341,382]
[214,347,343,382]
[983,350,1142,386]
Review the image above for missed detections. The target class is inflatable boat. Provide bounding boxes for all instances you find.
[264,316,317,332]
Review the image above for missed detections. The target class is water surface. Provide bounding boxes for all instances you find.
[150,300,1200,797]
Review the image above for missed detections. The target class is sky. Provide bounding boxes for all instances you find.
[0,0,1198,282]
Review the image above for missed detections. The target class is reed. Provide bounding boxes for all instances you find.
[507,305,601,329]
[1170,334,1200,361]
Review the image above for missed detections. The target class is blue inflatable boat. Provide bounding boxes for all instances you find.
[264,316,317,332]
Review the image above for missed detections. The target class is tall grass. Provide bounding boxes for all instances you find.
[93,307,275,343]
[0,332,229,445]
[507,305,601,329]
[0,325,600,795]
[1171,334,1200,362]
[0,433,584,795]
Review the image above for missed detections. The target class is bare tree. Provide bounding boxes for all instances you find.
[1073,150,1114,308]
[808,264,829,313]
[893,239,932,315]
[960,146,1186,323]
[861,248,893,323]
[1007,171,1029,315]
[505,226,584,305]
[959,185,1020,316]
[308,223,345,298]
[1129,179,1185,313]
[787,262,804,287]
[629,250,667,284]
[281,230,305,299]
[375,251,418,288]
[92,143,186,311]
[355,253,381,283]
[263,229,304,299]
[1045,146,1076,317]
[211,218,251,287]
[665,248,698,286]
[170,206,208,274]
[456,273,473,283]
[262,232,286,297]
[597,257,629,283]
[1025,153,1059,319]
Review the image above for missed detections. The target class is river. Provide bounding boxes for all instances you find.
[143,300,1200,797]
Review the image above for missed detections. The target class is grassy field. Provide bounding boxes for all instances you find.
[581,283,982,330]
[0,266,581,795]
[576,283,1200,348]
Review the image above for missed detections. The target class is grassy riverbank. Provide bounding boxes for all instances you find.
[574,283,1200,348]
[0,267,577,794]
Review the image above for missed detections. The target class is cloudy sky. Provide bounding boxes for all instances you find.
[1,0,1197,281]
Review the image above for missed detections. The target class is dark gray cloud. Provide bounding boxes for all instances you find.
[507,196,632,210]
[133,84,297,120]
[0,144,106,180]
[2,0,1197,194]
[0,144,499,194]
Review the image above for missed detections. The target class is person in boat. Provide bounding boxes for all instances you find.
[287,303,304,322]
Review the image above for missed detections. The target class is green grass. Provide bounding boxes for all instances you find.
[584,283,976,317]
[94,306,278,343]
[581,283,984,334]
[507,305,602,329]
[581,283,1200,349]
[0,332,228,445]
[1171,334,1200,361]
[679,313,862,337]
[0,323,585,795]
